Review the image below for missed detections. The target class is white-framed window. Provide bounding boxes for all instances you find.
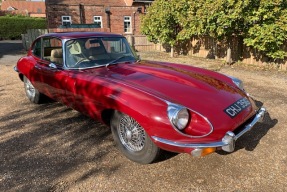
[62,16,72,26]
[124,16,132,33]
[94,16,102,28]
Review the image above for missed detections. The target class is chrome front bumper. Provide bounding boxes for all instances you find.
[152,107,266,156]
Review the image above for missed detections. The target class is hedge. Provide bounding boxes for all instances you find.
[0,15,46,40]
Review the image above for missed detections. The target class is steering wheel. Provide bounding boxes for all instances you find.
[74,58,91,67]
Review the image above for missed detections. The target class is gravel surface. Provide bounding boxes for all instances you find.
[1,42,287,191]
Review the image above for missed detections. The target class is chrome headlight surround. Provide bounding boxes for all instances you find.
[228,75,244,91]
[167,102,190,130]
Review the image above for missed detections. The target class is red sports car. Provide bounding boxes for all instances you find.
[15,32,266,164]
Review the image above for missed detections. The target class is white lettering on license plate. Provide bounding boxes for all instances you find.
[224,98,251,118]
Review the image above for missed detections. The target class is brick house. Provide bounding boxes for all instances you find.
[1,0,46,18]
[46,0,154,35]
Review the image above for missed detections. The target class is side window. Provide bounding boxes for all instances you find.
[43,38,63,66]
[32,39,41,58]
[62,16,72,26]
[124,16,132,33]
[103,39,126,53]
[94,16,102,28]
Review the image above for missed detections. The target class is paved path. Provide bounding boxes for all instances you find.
[0,40,25,66]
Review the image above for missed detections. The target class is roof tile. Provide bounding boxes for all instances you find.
[1,0,46,14]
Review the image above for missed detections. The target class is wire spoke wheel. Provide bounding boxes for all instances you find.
[118,115,146,152]
[25,78,36,98]
[23,76,44,104]
[111,111,161,164]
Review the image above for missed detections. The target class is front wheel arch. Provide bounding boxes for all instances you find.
[101,109,115,126]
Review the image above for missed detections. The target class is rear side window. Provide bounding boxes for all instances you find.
[32,39,41,58]
[43,38,63,65]
[43,38,62,59]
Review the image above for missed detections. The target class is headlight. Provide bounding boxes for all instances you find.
[228,75,244,91]
[167,103,190,130]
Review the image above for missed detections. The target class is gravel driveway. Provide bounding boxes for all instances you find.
[0,42,287,191]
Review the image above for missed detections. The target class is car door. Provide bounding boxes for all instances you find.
[64,68,109,120]
[32,37,69,102]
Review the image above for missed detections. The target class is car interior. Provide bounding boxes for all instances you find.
[41,37,63,66]
[65,38,129,68]
[50,49,63,65]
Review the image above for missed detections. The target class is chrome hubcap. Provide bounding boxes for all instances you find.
[118,115,145,152]
[126,130,132,142]
[25,79,35,98]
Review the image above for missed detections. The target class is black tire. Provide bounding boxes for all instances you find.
[23,76,44,104]
[111,111,161,164]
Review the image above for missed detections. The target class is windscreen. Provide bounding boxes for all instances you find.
[65,37,137,69]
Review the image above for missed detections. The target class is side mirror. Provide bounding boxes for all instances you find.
[137,55,141,61]
[49,63,57,69]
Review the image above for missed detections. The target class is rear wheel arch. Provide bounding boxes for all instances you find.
[23,76,45,104]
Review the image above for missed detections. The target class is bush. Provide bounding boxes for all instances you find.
[0,15,46,40]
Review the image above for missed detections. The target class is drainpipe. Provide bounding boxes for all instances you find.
[79,4,85,24]
[133,7,142,35]
[105,7,111,32]
[133,12,136,35]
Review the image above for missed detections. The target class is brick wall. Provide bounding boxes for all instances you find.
[46,0,145,35]
[48,28,110,33]
[46,0,126,6]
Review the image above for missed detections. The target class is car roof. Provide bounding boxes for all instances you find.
[39,32,124,39]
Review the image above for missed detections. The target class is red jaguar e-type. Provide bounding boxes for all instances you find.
[15,32,266,164]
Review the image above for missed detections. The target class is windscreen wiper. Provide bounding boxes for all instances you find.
[105,56,132,68]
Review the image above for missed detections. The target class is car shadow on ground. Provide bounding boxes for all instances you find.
[217,100,277,155]
[0,96,181,191]
[234,111,277,152]
[0,101,120,191]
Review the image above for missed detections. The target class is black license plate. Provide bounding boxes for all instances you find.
[224,98,251,118]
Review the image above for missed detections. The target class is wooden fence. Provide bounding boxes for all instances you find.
[125,35,163,52]
[21,29,48,50]
[126,35,287,70]
[22,29,48,50]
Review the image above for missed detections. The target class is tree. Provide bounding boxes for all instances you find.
[244,0,287,60]
[141,0,182,57]
[177,0,255,63]
[142,0,250,59]
[141,0,287,60]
